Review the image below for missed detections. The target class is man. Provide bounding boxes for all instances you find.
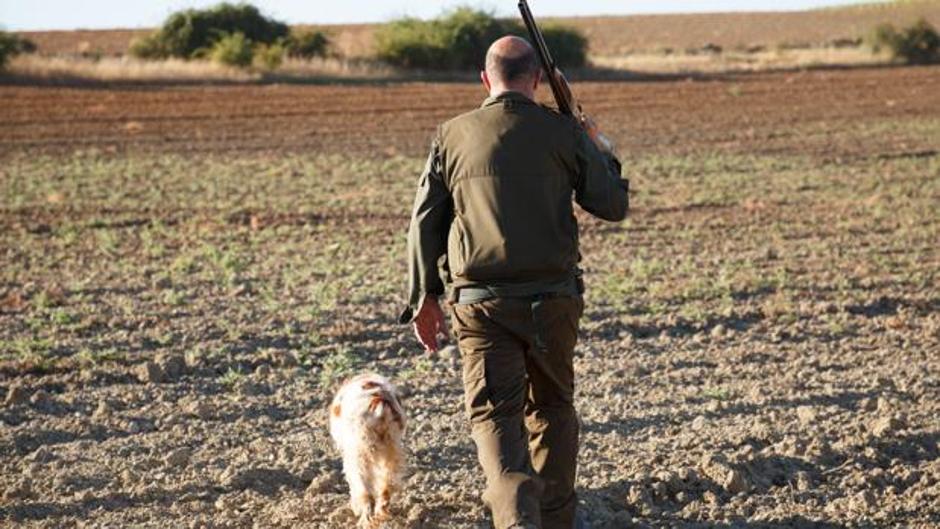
[400,36,628,529]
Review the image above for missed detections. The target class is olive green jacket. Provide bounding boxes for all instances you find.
[401,91,628,323]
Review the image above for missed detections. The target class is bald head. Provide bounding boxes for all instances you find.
[483,36,540,97]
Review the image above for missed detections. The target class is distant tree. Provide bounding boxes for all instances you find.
[129,2,288,60]
[375,7,588,70]
[286,29,330,59]
[870,18,939,64]
[0,31,37,70]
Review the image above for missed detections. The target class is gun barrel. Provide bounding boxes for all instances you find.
[518,0,573,115]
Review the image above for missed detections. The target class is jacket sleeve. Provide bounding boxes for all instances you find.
[573,128,629,221]
[399,137,453,324]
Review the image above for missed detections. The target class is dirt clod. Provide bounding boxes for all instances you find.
[4,383,30,405]
[870,415,905,437]
[165,447,192,468]
[135,361,166,384]
[157,353,186,380]
[29,389,52,408]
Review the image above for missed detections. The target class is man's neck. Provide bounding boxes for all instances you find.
[490,88,535,101]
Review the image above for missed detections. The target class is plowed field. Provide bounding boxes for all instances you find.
[1,66,939,529]
[2,66,938,160]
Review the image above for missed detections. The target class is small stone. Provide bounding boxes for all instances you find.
[306,471,342,495]
[215,494,237,512]
[876,397,892,412]
[75,489,94,503]
[187,401,214,420]
[92,400,112,419]
[29,389,51,408]
[184,349,203,368]
[691,415,707,431]
[28,446,55,463]
[723,469,749,494]
[702,490,720,505]
[795,471,813,492]
[165,448,192,468]
[851,490,876,511]
[626,484,653,510]
[710,324,726,338]
[157,354,186,380]
[652,481,669,500]
[267,350,299,368]
[870,415,904,437]
[796,406,817,426]
[4,384,30,405]
[121,469,137,485]
[135,361,165,384]
[859,397,877,411]
[254,364,272,377]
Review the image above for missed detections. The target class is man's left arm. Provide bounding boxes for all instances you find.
[399,138,453,351]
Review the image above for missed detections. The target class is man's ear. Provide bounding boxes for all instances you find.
[481,70,491,93]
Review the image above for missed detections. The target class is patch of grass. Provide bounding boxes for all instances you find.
[219,366,245,389]
[162,289,186,307]
[702,387,732,401]
[318,347,358,387]
[49,308,77,327]
[76,347,123,366]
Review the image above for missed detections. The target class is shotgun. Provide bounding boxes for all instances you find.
[518,0,614,153]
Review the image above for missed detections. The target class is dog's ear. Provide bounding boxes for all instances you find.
[331,403,342,418]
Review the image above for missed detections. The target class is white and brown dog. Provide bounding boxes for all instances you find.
[329,373,406,528]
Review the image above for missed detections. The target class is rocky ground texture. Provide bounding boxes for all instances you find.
[1,66,939,528]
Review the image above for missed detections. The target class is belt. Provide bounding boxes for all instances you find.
[454,276,583,305]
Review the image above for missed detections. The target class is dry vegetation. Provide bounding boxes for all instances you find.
[11,0,940,79]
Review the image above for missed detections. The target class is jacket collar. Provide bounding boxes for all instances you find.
[481,91,536,109]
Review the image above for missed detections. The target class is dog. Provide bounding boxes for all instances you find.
[329,373,406,528]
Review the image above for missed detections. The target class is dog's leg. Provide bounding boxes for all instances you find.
[372,450,400,525]
[343,456,374,528]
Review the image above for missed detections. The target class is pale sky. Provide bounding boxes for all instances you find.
[2,0,873,31]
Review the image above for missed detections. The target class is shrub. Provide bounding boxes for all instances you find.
[375,7,588,70]
[869,18,940,64]
[129,2,288,60]
[210,32,254,68]
[129,33,169,60]
[0,31,36,69]
[539,25,588,69]
[286,29,330,58]
[253,41,285,69]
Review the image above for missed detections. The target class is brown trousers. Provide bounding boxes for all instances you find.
[451,295,583,529]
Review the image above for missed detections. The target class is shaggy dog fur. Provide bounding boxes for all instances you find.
[329,373,407,528]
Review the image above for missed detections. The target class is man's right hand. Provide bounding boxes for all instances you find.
[580,113,615,155]
[412,294,447,353]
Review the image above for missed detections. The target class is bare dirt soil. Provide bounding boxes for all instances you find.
[1,65,939,528]
[2,66,939,159]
